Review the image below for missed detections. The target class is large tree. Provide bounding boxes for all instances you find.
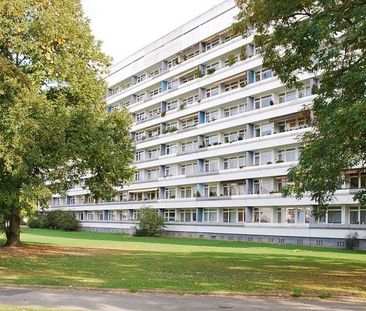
[0,0,135,246]
[233,0,366,216]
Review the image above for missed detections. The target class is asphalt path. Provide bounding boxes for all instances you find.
[0,286,365,311]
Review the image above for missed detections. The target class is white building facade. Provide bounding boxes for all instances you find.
[50,0,366,248]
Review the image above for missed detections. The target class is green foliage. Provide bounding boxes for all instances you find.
[194,67,204,78]
[28,211,79,231]
[233,0,366,215]
[345,232,359,250]
[207,68,216,75]
[0,0,135,245]
[239,46,247,61]
[291,287,303,297]
[227,54,236,66]
[136,208,164,236]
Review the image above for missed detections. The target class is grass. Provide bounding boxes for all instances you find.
[0,228,365,297]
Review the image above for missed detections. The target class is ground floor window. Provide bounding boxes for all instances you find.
[223,209,236,223]
[164,209,176,222]
[117,210,129,221]
[253,207,272,223]
[180,209,196,222]
[350,206,366,224]
[76,212,83,221]
[203,209,218,222]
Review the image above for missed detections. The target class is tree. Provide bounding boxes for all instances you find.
[0,0,135,246]
[233,0,366,216]
[137,208,165,236]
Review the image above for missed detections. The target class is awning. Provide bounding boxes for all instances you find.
[204,27,230,42]
[215,71,247,84]
[275,176,288,180]
[342,168,366,175]
[270,110,309,123]
[128,188,158,193]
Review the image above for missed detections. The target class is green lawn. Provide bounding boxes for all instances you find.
[0,228,365,297]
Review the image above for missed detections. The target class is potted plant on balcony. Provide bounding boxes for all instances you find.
[196,191,201,198]
[194,67,204,78]
[207,68,216,75]
[227,54,236,66]
[161,111,166,117]
[239,46,247,61]
[179,104,185,110]
[276,159,284,163]
[266,161,273,165]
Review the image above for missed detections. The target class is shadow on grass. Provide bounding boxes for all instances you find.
[0,246,365,295]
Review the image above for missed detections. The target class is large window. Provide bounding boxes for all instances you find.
[223,156,245,170]
[205,110,219,122]
[180,209,197,222]
[350,206,366,224]
[224,104,245,117]
[180,186,192,198]
[166,144,177,155]
[164,209,176,222]
[166,100,178,111]
[255,95,273,109]
[203,209,218,222]
[327,207,342,224]
[206,86,219,98]
[224,130,244,143]
[204,185,218,197]
[223,209,237,223]
[165,188,176,199]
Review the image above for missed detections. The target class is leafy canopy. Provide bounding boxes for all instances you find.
[0,0,135,230]
[233,0,366,215]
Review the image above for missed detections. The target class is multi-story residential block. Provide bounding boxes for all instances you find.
[49,0,366,249]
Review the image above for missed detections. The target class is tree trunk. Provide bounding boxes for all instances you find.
[4,208,22,247]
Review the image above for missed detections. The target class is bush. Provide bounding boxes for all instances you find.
[291,287,303,297]
[345,232,359,250]
[28,211,79,231]
[136,208,164,236]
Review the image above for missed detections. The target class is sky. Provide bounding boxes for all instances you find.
[81,0,225,65]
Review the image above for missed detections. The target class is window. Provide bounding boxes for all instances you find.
[135,112,145,122]
[134,171,141,182]
[181,116,198,129]
[181,162,197,175]
[206,62,220,71]
[164,165,175,177]
[148,148,159,160]
[135,151,144,162]
[328,208,342,224]
[180,209,196,222]
[255,69,273,82]
[168,79,179,90]
[224,78,246,92]
[206,86,219,98]
[149,68,161,78]
[180,186,192,198]
[204,159,219,172]
[206,38,220,51]
[277,148,297,162]
[166,122,177,132]
[260,151,272,165]
[254,153,260,166]
[136,93,146,102]
[224,156,245,170]
[350,206,366,224]
[224,130,244,143]
[164,209,176,221]
[222,182,245,196]
[205,110,219,122]
[253,179,260,194]
[166,100,178,111]
[181,74,195,84]
[148,107,160,118]
[147,127,160,138]
[167,58,179,68]
[204,184,218,197]
[166,144,177,155]
[182,94,199,106]
[261,124,273,136]
[203,209,218,222]
[147,168,158,180]
[255,95,273,109]
[223,209,237,223]
[136,73,146,83]
[181,140,197,153]
[204,134,219,146]
[149,88,161,97]
[135,131,144,141]
[165,188,176,199]
[224,104,245,117]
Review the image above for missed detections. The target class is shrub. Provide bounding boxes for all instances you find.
[27,211,79,231]
[207,68,216,75]
[194,67,204,78]
[136,208,164,236]
[227,54,236,66]
[239,46,247,61]
[345,232,359,250]
[27,217,42,228]
[291,287,303,297]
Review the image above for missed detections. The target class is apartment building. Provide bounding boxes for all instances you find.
[50,0,366,249]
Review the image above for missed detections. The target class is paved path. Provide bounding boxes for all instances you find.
[0,286,365,311]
